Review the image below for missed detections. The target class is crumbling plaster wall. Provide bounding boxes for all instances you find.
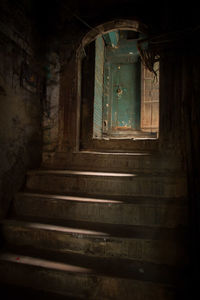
[42,53,60,155]
[0,2,43,218]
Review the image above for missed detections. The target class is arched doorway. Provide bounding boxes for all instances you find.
[77,20,159,151]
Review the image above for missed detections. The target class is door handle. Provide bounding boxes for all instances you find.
[116,88,123,95]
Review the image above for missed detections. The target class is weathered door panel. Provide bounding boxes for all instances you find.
[93,37,105,138]
[141,63,159,134]
[111,62,140,131]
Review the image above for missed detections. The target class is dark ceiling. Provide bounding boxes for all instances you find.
[1,0,199,51]
[16,0,200,35]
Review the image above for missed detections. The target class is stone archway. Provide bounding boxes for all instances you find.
[77,19,159,151]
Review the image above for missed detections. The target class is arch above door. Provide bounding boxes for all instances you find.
[77,19,159,152]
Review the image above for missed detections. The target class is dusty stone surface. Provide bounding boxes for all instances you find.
[14,193,188,228]
[26,171,187,198]
[0,2,43,218]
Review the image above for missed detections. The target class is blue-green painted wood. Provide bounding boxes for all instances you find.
[93,36,105,138]
[111,62,140,130]
[103,31,119,48]
[103,36,141,134]
[106,39,139,60]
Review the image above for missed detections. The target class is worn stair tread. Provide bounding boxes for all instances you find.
[0,251,188,300]
[26,169,187,198]
[0,248,187,285]
[12,192,188,229]
[1,217,187,241]
[43,151,184,175]
[16,191,188,206]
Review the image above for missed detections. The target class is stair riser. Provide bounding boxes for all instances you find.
[0,260,177,300]
[26,175,187,198]
[2,225,187,265]
[14,196,188,228]
[43,152,183,173]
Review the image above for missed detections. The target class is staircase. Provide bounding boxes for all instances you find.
[0,152,189,299]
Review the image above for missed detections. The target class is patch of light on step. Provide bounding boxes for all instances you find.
[60,196,123,204]
[25,193,123,204]
[32,170,138,177]
[0,253,93,273]
[52,195,123,204]
[27,223,110,237]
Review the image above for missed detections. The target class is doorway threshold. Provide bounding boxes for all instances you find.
[102,132,158,140]
[101,137,158,140]
[75,150,153,156]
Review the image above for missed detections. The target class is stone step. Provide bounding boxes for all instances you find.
[26,170,187,198]
[1,218,188,265]
[14,192,188,228]
[0,250,187,300]
[0,283,79,300]
[42,151,184,173]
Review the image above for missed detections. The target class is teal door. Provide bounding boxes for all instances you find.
[111,62,140,131]
[103,59,141,135]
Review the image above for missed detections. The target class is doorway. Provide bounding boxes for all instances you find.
[79,21,159,152]
[93,30,159,140]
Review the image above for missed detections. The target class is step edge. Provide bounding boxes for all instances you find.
[2,218,188,241]
[0,251,183,286]
[15,192,188,206]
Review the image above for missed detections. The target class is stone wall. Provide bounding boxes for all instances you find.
[42,53,60,154]
[0,1,43,218]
